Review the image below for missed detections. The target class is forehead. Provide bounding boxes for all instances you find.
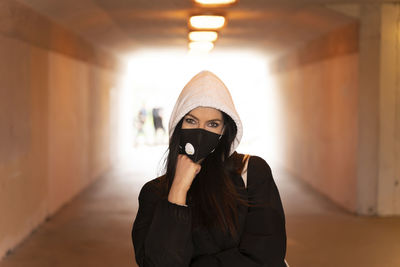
[187,106,223,119]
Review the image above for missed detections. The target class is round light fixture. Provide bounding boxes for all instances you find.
[188,31,218,42]
[189,15,226,30]
[194,0,237,6]
[188,41,214,52]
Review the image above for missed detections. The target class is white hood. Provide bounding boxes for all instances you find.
[168,70,243,156]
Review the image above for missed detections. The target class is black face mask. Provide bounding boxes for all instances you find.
[179,128,223,163]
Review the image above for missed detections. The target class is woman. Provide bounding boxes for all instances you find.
[131,71,287,267]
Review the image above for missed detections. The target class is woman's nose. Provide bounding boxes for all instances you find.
[198,124,207,130]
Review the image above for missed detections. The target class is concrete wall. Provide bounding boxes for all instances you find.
[270,4,400,216]
[269,22,360,212]
[355,3,382,215]
[0,0,122,260]
[378,3,400,215]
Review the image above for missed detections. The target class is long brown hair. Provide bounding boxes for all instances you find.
[157,111,249,238]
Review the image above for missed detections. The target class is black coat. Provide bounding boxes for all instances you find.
[131,153,287,267]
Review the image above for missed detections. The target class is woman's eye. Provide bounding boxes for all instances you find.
[209,122,219,127]
[185,118,195,124]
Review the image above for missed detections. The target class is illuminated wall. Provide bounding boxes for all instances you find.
[270,4,400,215]
[269,23,359,212]
[0,0,122,260]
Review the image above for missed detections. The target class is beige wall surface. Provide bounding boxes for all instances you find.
[47,53,117,214]
[378,4,400,215]
[272,54,359,212]
[0,36,50,261]
[270,4,400,216]
[269,24,359,212]
[0,0,121,260]
[355,3,381,216]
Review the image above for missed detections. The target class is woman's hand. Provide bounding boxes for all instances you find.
[168,154,201,206]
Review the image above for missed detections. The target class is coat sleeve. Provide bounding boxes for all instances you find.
[132,181,193,267]
[190,156,287,267]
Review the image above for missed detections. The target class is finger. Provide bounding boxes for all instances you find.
[195,166,201,174]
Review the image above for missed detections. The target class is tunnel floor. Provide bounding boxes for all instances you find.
[0,145,399,267]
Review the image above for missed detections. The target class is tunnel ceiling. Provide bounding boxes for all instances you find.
[17,0,358,57]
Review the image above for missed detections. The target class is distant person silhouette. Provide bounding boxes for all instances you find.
[133,105,147,147]
[152,107,165,133]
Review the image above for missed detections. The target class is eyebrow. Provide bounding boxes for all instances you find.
[186,113,222,122]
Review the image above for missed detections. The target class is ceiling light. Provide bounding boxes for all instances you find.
[188,41,214,52]
[194,0,237,6]
[189,15,226,30]
[188,31,218,42]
